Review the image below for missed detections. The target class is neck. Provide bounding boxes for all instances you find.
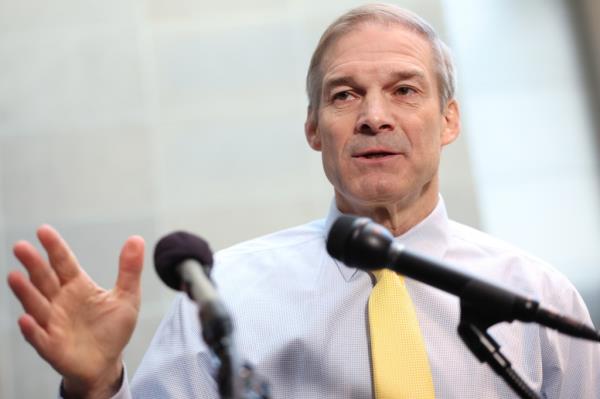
[335,178,440,237]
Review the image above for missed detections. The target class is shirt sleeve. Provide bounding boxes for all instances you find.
[538,278,600,398]
[112,368,133,399]
[57,367,131,399]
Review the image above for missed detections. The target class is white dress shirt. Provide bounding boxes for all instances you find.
[104,198,599,398]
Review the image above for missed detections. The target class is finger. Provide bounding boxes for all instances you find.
[17,314,51,360]
[115,235,144,297]
[13,240,61,299]
[7,271,52,327]
[37,224,81,284]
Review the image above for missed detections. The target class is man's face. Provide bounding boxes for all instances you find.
[305,23,459,213]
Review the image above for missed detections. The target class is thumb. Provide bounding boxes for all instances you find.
[115,235,145,297]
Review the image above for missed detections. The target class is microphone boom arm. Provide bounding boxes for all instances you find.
[326,215,600,399]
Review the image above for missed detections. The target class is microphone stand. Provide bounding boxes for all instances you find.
[197,300,238,399]
[154,230,271,399]
[199,301,272,399]
[457,280,541,399]
[181,268,271,399]
[325,215,600,398]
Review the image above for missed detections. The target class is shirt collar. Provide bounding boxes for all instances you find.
[324,195,450,281]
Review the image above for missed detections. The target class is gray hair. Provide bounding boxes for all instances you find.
[306,3,456,118]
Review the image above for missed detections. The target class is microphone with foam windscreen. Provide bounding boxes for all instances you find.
[154,230,214,287]
[154,231,238,399]
[154,231,233,345]
[327,215,600,342]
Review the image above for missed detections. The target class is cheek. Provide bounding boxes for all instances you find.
[320,135,344,175]
[318,127,354,187]
[403,114,443,150]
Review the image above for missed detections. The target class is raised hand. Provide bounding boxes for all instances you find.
[7,225,144,398]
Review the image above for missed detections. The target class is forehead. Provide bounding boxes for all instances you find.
[321,22,436,86]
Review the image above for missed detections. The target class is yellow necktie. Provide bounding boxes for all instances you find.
[368,269,435,399]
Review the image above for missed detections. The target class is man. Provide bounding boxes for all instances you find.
[7,4,599,398]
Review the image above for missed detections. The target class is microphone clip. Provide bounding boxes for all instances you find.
[458,282,541,399]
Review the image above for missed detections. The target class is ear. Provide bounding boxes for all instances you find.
[440,99,461,146]
[305,107,322,151]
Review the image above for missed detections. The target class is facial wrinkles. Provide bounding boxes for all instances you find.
[346,133,412,157]
[323,60,428,102]
[327,27,426,65]
[320,24,437,108]
[325,64,427,98]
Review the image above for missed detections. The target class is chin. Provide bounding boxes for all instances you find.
[342,185,409,208]
[361,178,410,199]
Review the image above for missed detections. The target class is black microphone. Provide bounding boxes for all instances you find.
[154,231,232,345]
[154,232,238,399]
[327,215,600,342]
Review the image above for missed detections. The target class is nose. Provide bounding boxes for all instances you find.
[355,92,395,135]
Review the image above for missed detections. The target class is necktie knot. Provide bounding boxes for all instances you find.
[373,269,405,287]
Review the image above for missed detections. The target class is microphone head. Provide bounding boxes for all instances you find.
[326,215,394,269]
[154,231,214,291]
[326,215,369,262]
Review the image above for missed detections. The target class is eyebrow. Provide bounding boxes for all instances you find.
[322,69,428,95]
[322,76,359,96]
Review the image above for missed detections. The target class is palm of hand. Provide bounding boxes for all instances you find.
[44,275,139,382]
[7,225,145,394]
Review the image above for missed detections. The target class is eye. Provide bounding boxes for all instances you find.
[396,86,416,96]
[332,90,356,102]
